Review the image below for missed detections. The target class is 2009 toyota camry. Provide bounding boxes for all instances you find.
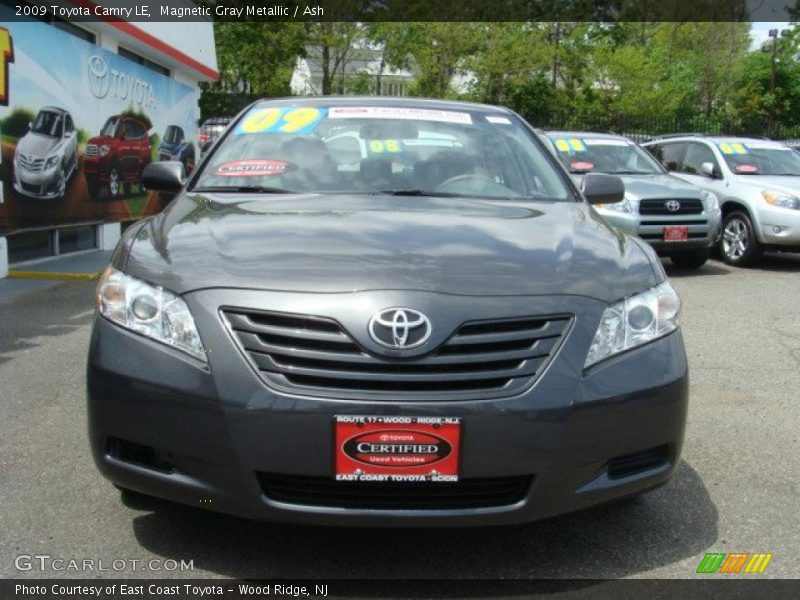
[87,98,688,526]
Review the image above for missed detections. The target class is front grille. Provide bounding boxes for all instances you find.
[84,144,98,157]
[258,473,533,510]
[223,309,572,401]
[639,199,703,215]
[18,154,44,171]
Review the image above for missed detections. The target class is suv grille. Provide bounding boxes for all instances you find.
[18,154,44,171]
[258,473,533,510]
[223,309,571,401]
[639,199,703,215]
[84,144,98,157]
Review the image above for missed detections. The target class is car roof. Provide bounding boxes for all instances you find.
[251,96,516,115]
[541,130,629,141]
[645,134,784,148]
[40,106,68,115]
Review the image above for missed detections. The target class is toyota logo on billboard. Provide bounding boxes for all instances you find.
[368,308,432,349]
[87,55,109,99]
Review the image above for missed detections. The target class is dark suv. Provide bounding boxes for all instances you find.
[84,115,151,200]
[158,125,195,172]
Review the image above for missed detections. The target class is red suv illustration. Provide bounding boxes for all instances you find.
[84,115,151,200]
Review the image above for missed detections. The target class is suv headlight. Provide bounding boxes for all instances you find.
[762,190,800,210]
[96,266,206,362]
[596,198,632,213]
[701,190,720,212]
[99,145,111,157]
[585,281,681,368]
[45,155,59,169]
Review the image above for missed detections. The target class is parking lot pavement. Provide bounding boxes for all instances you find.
[1,254,798,580]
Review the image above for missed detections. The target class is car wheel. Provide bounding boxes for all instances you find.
[720,211,762,266]
[56,167,67,200]
[670,251,709,269]
[108,166,121,200]
[86,177,101,201]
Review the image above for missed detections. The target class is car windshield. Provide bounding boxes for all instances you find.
[164,126,183,144]
[191,104,571,201]
[100,118,118,137]
[31,111,62,137]
[548,135,663,175]
[716,141,800,176]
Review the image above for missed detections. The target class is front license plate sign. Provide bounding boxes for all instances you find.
[334,416,461,482]
[663,226,689,242]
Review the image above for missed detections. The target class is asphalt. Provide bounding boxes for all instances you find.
[0,255,798,580]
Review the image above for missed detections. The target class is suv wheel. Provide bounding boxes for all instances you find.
[671,250,709,269]
[56,167,66,200]
[108,166,121,200]
[720,211,762,266]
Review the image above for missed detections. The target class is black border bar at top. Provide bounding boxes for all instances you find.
[4,0,799,23]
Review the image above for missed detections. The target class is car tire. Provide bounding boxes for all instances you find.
[671,251,709,269]
[86,177,101,201]
[107,165,121,200]
[720,210,762,266]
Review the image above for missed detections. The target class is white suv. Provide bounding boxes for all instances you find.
[643,135,800,266]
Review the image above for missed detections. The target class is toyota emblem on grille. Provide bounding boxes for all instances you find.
[368,308,432,349]
[666,200,681,212]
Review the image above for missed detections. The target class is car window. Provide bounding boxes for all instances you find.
[100,118,118,138]
[192,104,573,201]
[715,141,800,176]
[655,143,687,172]
[547,136,663,174]
[65,114,74,133]
[30,111,63,137]
[682,142,719,175]
[124,121,145,140]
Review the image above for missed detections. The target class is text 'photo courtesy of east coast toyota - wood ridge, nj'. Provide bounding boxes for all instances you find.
[0,0,799,598]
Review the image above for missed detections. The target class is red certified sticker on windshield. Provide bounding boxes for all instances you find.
[734,164,758,174]
[334,416,461,482]
[215,159,294,177]
[570,161,595,171]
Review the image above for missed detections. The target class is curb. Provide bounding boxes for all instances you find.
[7,270,101,281]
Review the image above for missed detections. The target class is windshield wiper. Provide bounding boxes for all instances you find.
[190,185,296,194]
[374,189,461,197]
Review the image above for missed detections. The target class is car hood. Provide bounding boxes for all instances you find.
[569,173,702,202]
[16,132,61,158]
[123,193,659,302]
[731,174,800,195]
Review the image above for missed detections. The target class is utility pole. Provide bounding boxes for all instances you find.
[764,28,790,129]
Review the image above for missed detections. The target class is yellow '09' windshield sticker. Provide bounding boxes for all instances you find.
[718,142,748,155]
[235,107,327,135]
[554,138,586,152]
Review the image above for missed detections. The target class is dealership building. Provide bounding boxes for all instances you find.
[0,3,218,277]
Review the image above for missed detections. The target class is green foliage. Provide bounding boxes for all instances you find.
[121,107,153,130]
[1,108,36,139]
[149,133,160,161]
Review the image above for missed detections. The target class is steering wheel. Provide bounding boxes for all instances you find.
[434,173,518,196]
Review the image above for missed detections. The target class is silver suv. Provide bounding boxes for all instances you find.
[543,131,721,269]
[643,135,800,266]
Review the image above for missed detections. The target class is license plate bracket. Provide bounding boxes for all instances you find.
[334,416,461,483]
[663,225,689,242]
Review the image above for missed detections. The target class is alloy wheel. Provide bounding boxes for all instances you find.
[722,217,748,260]
[109,168,119,198]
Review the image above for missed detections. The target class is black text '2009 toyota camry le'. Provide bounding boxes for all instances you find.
[87,98,687,526]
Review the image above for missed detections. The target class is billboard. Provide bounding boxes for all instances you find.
[0,14,200,235]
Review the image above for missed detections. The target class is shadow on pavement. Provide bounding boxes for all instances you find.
[0,280,96,367]
[128,460,716,581]
[662,259,730,278]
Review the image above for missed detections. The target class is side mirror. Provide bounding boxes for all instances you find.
[701,162,718,178]
[142,161,185,193]
[582,172,625,205]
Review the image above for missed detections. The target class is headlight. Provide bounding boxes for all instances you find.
[45,155,59,169]
[585,281,681,368]
[762,190,800,210]
[596,198,632,213]
[701,190,720,212]
[99,145,111,157]
[96,266,206,362]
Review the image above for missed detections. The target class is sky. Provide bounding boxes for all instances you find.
[751,22,792,49]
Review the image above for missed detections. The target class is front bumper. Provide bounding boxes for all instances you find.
[87,289,689,526]
[12,161,62,198]
[755,204,800,246]
[600,209,721,254]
